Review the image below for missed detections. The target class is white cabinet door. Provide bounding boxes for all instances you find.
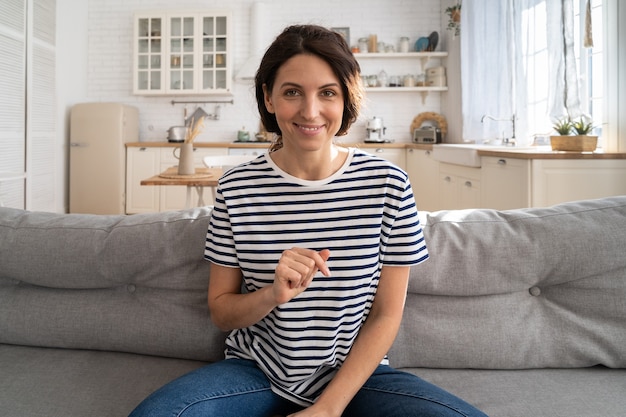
[405,148,440,212]
[481,156,531,209]
[369,147,406,170]
[439,163,481,210]
[531,159,626,207]
[126,147,160,213]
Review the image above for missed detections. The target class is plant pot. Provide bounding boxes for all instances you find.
[550,135,598,152]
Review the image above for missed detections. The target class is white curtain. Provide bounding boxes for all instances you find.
[461,0,583,146]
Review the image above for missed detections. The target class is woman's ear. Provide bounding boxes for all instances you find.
[263,84,275,114]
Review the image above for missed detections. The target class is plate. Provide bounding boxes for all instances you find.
[415,37,429,52]
[427,31,439,51]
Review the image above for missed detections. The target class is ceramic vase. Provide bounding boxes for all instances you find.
[175,143,195,175]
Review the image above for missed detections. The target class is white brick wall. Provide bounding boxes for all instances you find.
[86,0,446,143]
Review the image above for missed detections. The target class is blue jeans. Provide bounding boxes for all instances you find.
[128,359,487,417]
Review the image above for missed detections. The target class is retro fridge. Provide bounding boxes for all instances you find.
[69,103,139,214]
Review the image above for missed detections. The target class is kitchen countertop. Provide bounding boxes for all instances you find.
[125,142,626,159]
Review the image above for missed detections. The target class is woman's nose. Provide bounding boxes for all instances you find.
[300,95,319,119]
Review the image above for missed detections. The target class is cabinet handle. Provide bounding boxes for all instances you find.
[139,147,147,151]
[375,148,384,153]
[497,159,507,165]
[444,176,451,182]
[464,181,473,187]
[425,150,431,156]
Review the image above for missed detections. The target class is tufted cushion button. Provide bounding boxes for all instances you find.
[529,286,541,296]
[127,284,136,293]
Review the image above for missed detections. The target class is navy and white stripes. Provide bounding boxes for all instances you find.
[204,148,428,405]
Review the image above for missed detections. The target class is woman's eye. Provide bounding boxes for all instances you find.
[284,89,300,96]
[321,90,336,97]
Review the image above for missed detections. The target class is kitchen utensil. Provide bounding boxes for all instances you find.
[427,31,439,51]
[167,126,189,142]
[185,107,210,127]
[415,37,429,52]
[237,127,250,142]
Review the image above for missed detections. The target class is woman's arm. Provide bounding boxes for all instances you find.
[291,265,411,417]
[208,248,331,331]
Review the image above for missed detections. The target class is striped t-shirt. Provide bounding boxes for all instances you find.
[204,147,429,406]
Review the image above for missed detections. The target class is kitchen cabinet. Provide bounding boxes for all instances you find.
[530,159,626,208]
[126,146,227,213]
[481,156,531,209]
[369,147,406,170]
[133,11,232,95]
[126,147,160,213]
[438,162,481,210]
[405,148,440,212]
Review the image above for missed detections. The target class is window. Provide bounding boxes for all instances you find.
[461,0,604,147]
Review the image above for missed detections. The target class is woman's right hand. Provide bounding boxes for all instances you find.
[273,248,331,304]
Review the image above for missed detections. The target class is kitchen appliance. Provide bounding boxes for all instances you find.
[69,103,139,214]
[413,126,442,144]
[365,117,386,142]
[167,126,189,142]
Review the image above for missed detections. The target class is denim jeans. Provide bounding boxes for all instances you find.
[128,359,487,417]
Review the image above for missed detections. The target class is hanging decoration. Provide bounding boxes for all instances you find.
[445,2,462,38]
[583,0,593,48]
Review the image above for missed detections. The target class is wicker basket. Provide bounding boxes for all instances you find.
[550,135,598,152]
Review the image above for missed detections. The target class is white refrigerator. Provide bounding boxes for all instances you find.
[69,103,139,214]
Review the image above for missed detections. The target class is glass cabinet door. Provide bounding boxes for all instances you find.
[136,17,162,92]
[134,12,230,95]
[169,16,195,92]
[202,15,228,91]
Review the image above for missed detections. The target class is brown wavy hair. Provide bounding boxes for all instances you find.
[255,25,364,151]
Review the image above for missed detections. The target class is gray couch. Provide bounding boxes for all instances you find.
[1,196,625,417]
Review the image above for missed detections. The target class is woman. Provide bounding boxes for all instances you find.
[129,25,486,417]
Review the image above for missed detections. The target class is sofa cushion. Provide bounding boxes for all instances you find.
[390,196,626,369]
[411,366,626,417]
[0,207,227,361]
[0,344,207,417]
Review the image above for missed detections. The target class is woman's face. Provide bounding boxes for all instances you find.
[264,53,344,152]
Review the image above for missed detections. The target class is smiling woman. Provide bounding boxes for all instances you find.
[128,24,487,417]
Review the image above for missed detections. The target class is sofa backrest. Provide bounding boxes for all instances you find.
[2,197,625,369]
[390,196,626,369]
[0,207,226,362]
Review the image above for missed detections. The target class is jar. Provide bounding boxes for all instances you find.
[388,75,401,87]
[399,37,410,53]
[378,70,388,87]
[358,38,369,53]
[368,34,378,52]
[403,74,416,87]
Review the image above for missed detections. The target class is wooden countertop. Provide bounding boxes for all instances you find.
[126,142,626,159]
[476,147,626,160]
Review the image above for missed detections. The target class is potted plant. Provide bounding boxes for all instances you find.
[550,116,597,152]
[446,3,462,38]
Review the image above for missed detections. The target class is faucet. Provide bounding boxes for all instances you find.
[481,114,517,146]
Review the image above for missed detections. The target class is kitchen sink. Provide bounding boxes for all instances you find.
[432,144,546,167]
